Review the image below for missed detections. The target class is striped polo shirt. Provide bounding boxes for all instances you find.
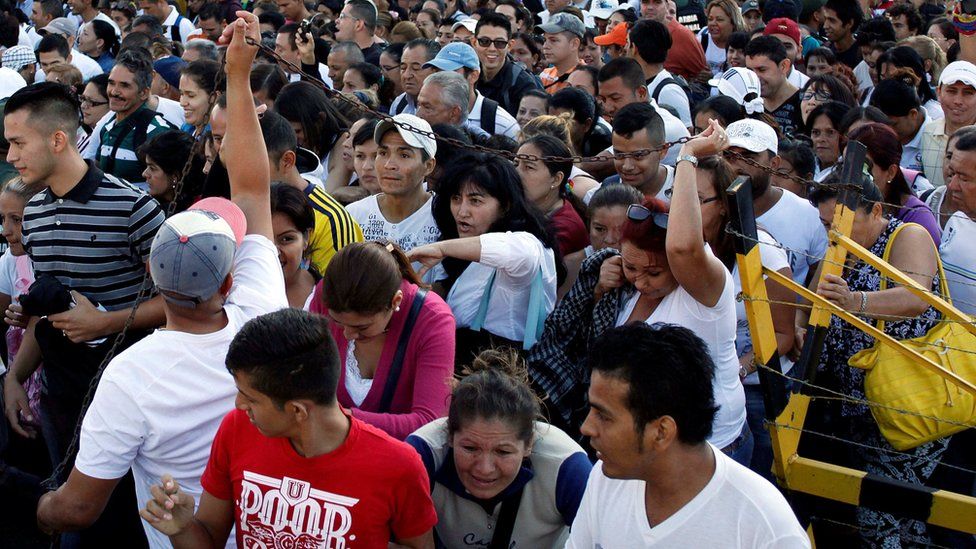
[22,162,166,311]
[304,182,364,272]
[97,103,173,185]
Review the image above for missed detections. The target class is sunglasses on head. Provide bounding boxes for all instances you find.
[627,204,668,229]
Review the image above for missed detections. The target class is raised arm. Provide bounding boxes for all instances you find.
[220,11,272,239]
[665,120,730,307]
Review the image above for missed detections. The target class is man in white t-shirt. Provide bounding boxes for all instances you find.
[345,113,441,252]
[942,132,976,317]
[567,323,809,548]
[67,0,120,36]
[35,28,288,546]
[724,119,827,286]
[138,0,196,42]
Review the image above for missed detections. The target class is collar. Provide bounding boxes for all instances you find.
[923,117,947,138]
[43,160,103,205]
[468,90,484,115]
[479,58,512,87]
[645,68,670,87]
[905,111,928,150]
[162,5,179,26]
[434,448,535,510]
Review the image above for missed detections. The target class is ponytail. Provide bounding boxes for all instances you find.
[321,241,427,314]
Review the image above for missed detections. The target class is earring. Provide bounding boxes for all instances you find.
[395,306,401,312]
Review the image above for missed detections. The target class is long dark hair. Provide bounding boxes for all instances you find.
[89,19,120,57]
[699,155,737,270]
[432,153,564,285]
[848,122,913,211]
[274,81,351,158]
[877,45,938,104]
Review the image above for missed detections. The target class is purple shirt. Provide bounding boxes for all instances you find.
[897,195,942,247]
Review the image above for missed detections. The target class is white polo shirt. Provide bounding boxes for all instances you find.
[466,91,520,139]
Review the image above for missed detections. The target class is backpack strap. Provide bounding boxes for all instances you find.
[393,95,408,114]
[377,288,428,413]
[651,76,678,102]
[480,96,499,135]
[487,484,525,549]
[170,13,184,42]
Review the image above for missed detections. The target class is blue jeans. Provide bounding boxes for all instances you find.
[722,424,754,468]
[745,383,774,481]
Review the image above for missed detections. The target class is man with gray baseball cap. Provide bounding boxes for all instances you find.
[35,16,288,545]
[35,17,104,81]
[539,12,584,94]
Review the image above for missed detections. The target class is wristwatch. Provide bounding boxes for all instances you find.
[677,154,699,167]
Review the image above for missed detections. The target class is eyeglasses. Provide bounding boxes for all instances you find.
[801,90,832,101]
[80,97,108,107]
[476,37,509,49]
[627,204,669,229]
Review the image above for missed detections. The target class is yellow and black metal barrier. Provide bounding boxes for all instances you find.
[727,141,976,536]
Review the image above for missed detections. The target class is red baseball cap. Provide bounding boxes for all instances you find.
[594,22,628,47]
[763,17,801,48]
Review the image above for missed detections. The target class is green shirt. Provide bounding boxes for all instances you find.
[97,103,173,185]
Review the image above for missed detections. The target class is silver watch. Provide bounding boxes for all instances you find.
[677,154,699,167]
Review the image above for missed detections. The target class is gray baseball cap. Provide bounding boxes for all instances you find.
[40,17,79,38]
[538,12,585,39]
[149,198,245,308]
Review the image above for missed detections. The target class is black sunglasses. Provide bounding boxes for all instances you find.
[476,37,509,49]
[627,204,668,229]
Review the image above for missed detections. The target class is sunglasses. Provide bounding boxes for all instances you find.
[627,204,669,229]
[476,37,509,49]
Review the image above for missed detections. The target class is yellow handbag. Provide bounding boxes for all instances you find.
[848,223,976,451]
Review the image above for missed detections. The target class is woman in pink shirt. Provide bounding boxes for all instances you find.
[310,241,456,439]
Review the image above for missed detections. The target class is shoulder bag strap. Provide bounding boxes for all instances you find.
[480,97,499,135]
[651,77,677,102]
[378,288,428,413]
[876,222,948,332]
[487,484,525,549]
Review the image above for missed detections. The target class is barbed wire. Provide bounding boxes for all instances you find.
[756,363,976,431]
[807,516,958,549]
[739,294,976,330]
[769,422,976,476]
[726,225,976,310]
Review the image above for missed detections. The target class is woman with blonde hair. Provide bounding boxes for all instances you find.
[900,34,948,84]
[519,114,600,203]
[390,21,423,43]
[700,0,745,76]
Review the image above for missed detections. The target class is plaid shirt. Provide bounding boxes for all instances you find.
[528,248,631,424]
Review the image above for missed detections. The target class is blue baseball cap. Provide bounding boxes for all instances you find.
[153,56,187,89]
[423,42,480,72]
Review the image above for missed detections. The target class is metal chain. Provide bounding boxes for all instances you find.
[40,71,223,497]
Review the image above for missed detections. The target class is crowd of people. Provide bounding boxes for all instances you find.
[0,0,974,546]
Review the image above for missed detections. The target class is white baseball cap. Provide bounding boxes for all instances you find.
[452,18,477,33]
[590,0,620,20]
[708,67,763,114]
[374,114,437,159]
[726,119,778,155]
[939,61,976,88]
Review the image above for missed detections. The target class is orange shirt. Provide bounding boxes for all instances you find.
[541,65,577,94]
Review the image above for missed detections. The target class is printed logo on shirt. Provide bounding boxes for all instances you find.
[239,471,360,548]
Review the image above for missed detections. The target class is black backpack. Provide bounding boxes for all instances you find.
[650,74,693,107]
[479,96,499,135]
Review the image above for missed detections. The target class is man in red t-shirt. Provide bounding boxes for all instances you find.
[139,13,438,549]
